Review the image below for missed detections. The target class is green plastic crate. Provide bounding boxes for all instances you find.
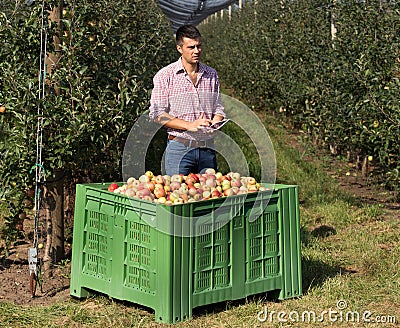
[70,183,302,323]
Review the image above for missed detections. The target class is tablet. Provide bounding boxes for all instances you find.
[209,119,230,130]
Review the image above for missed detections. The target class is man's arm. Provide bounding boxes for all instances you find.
[156,112,212,132]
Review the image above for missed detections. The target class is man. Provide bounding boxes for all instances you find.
[149,24,226,175]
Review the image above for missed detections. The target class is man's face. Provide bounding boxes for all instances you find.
[177,37,202,66]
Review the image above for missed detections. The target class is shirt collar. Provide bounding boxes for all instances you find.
[174,57,206,76]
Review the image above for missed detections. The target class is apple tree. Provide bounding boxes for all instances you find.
[0,0,176,262]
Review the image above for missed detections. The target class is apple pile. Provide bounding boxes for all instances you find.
[107,169,269,205]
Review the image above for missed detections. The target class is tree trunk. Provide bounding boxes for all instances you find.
[41,1,65,267]
[362,156,369,178]
[43,169,65,265]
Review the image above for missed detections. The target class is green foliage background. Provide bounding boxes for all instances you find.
[201,0,400,190]
[1,0,399,245]
[0,0,176,242]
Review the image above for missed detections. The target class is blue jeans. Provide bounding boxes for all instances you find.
[165,139,217,176]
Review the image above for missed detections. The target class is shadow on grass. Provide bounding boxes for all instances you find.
[300,226,357,295]
[301,257,355,294]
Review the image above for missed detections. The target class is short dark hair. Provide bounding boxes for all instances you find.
[175,25,201,46]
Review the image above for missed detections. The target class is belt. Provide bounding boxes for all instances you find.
[168,135,213,148]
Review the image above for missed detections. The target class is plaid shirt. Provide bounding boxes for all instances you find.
[149,58,225,140]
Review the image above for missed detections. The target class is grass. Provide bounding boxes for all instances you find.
[1,115,399,327]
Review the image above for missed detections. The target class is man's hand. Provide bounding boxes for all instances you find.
[156,112,211,132]
[201,114,225,134]
[187,113,212,132]
[210,114,225,126]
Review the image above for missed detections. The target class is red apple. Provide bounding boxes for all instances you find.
[141,188,151,197]
[185,175,196,186]
[190,173,200,182]
[146,181,155,192]
[154,187,166,199]
[223,188,235,197]
[108,183,119,192]
[188,186,199,197]
[154,183,164,190]
[231,179,242,188]
[211,189,221,198]
[169,181,181,191]
[154,175,165,185]
[137,182,146,190]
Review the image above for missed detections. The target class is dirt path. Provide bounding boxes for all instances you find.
[0,228,71,305]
